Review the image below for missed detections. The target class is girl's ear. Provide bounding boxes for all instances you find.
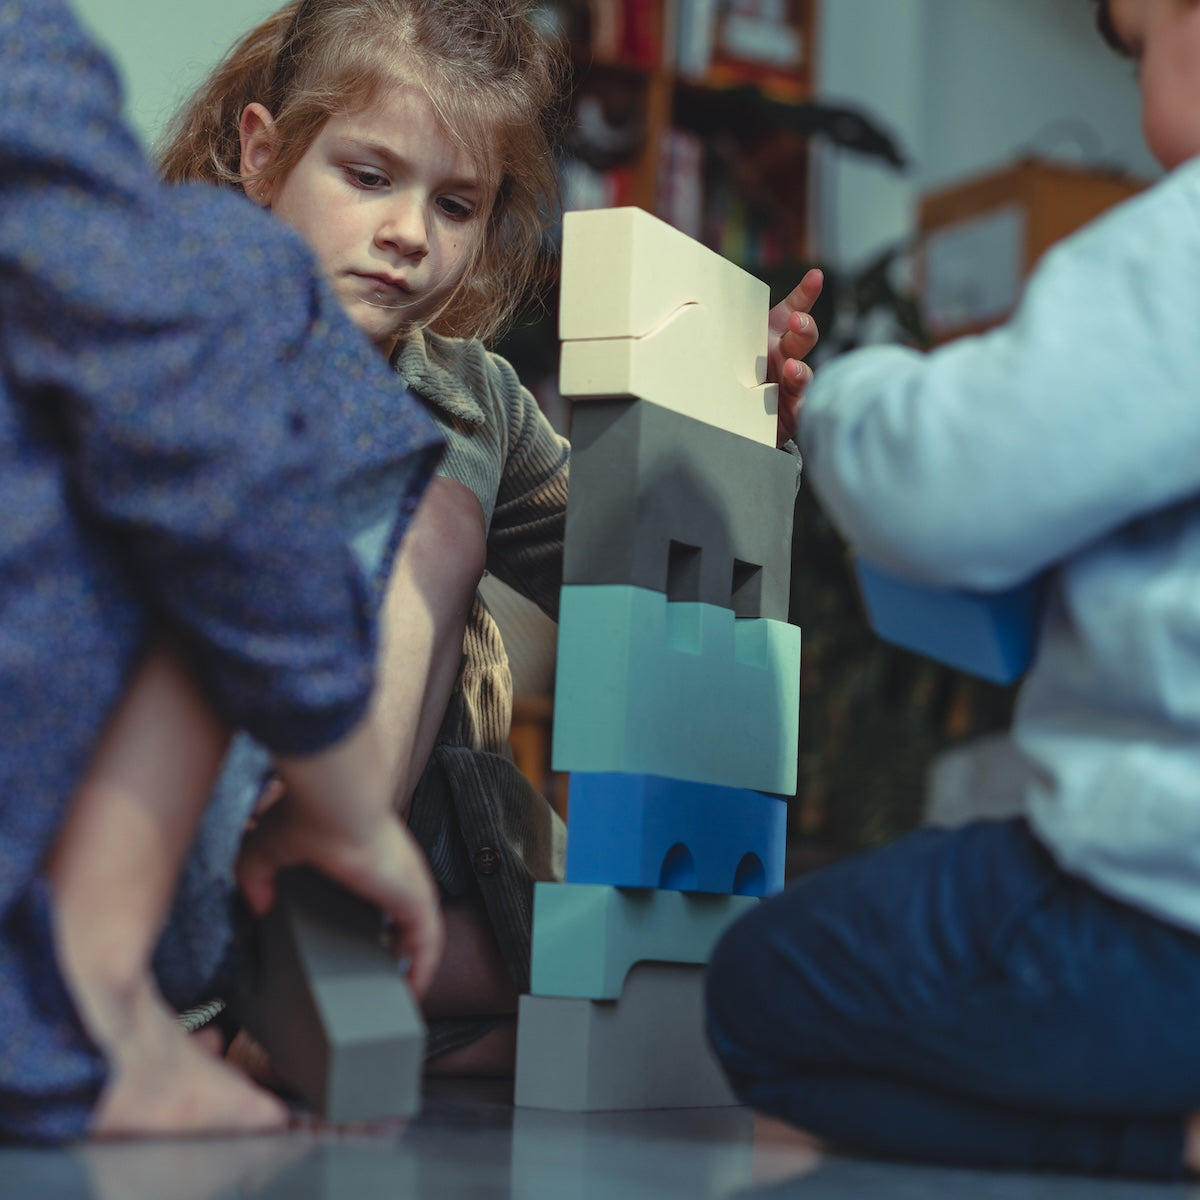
[239,103,279,205]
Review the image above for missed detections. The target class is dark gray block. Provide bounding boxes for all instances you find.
[236,867,426,1123]
[564,399,798,620]
[515,962,740,1111]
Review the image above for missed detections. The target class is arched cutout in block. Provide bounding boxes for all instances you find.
[565,773,787,897]
[732,852,767,897]
[659,843,698,891]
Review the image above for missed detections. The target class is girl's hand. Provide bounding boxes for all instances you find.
[768,268,823,446]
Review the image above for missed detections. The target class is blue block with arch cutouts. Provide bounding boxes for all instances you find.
[565,772,786,897]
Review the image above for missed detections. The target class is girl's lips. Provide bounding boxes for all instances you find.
[356,272,410,293]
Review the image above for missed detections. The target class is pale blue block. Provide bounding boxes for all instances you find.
[854,559,1044,685]
[552,585,801,795]
[530,881,758,1000]
[565,772,786,897]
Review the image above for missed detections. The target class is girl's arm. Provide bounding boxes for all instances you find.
[371,478,487,816]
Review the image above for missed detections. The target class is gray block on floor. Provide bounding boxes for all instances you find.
[564,399,799,620]
[514,962,740,1111]
[237,867,426,1123]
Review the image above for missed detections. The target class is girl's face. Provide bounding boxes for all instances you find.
[1108,0,1200,170]
[240,83,489,355]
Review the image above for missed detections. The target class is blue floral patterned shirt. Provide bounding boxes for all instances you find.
[0,0,442,1141]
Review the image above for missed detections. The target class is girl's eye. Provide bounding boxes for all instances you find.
[438,196,475,220]
[347,167,389,189]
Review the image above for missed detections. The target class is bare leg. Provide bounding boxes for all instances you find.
[424,1019,518,1078]
[373,478,518,1076]
[1184,1113,1200,1173]
[46,648,288,1137]
[375,477,486,815]
[421,892,519,1077]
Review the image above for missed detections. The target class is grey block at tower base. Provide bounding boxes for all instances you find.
[514,962,740,1111]
[235,867,426,1123]
[564,399,799,620]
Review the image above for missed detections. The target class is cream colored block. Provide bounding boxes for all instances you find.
[559,207,776,445]
[559,302,778,446]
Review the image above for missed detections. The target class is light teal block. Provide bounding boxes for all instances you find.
[551,585,801,795]
[529,881,758,1000]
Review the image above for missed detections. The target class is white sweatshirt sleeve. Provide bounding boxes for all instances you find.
[798,158,1200,591]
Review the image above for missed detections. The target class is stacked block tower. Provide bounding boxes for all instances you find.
[514,207,803,1110]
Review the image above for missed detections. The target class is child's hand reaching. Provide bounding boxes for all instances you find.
[235,724,444,997]
[768,267,823,446]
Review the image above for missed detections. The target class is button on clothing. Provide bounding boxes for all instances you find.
[0,0,441,1142]
[474,847,502,877]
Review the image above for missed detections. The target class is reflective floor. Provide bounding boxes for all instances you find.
[5,1080,1197,1200]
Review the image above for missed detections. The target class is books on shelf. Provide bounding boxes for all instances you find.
[675,0,810,90]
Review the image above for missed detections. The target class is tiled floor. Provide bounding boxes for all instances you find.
[3,1080,1196,1200]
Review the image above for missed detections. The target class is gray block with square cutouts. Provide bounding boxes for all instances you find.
[235,867,426,1123]
[564,398,799,620]
[515,961,740,1111]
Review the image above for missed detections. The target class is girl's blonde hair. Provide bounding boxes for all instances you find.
[159,0,568,344]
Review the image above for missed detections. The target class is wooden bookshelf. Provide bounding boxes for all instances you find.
[561,0,817,270]
[917,157,1146,343]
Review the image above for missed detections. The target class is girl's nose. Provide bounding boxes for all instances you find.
[376,197,429,260]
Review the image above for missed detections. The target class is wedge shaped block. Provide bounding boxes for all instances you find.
[558,206,768,356]
[564,399,798,620]
[854,559,1044,685]
[552,586,801,795]
[515,962,739,1111]
[237,867,426,1123]
[565,772,786,897]
[558,206,776,445]
[530,881,756,1000]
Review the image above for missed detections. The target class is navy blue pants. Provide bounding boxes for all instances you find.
[705,818,1200,1178]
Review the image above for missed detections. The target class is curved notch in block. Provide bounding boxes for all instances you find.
[552,585,801,795]
[564,399,798,620]
[529,881,757,1000]
[565,772,786,896]
[515,962,738,1111]
[236,867,426,1123]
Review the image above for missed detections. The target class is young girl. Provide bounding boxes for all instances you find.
[155,0,823,1076]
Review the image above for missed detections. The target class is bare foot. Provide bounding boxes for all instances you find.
[226,1028,294,1094]
[87,976,288,1139]
[1184,1112,1200,1174]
